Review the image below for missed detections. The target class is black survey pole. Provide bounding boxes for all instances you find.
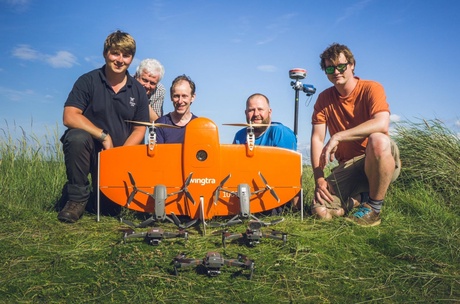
[289,68,316,137]
[293,86,300,136]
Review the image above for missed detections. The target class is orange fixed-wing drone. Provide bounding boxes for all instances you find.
[97,117,303,231]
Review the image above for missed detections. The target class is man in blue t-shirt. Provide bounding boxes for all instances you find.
[57,31,149,224]
[155,75,198,143]
[233,93,299,214]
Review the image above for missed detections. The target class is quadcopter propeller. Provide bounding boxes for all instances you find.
[124,120,180,128]
[170,212,198,230]
[126,171,138,207]
[213,174,232,205]
[183,172,196,204]
[168,172,196,205]
[208,217,243,228]
[258,172,280,202]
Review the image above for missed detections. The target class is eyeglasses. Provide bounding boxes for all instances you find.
[325,63,349,74]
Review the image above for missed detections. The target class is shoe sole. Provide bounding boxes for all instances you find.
[344,217,381,227]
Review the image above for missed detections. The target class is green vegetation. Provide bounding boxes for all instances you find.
[1,119,459,303]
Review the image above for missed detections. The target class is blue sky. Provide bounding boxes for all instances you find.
[1,0,459,157]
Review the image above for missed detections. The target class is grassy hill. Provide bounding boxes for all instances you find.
[0,119,459,303]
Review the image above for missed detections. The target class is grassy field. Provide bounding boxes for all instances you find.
[0,119,459,303]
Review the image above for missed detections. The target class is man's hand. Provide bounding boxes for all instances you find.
[101,135,114,150]
[320,136,339,169]
[313,177,334,205]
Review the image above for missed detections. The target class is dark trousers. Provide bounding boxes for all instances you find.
[61,129,101,203]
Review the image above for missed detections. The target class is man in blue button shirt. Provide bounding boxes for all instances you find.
[57,30,149,223]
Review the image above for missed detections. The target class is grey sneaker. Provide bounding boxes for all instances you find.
[345,203,381,227]
[58,200,87,223]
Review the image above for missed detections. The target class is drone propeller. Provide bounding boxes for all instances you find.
[258,172,280,202]
[261,217,285,227]
[124,120,180,128]
[208,217,243,228]
[126,171,138,207]
[183,172,196,204]
[213,174,232,205]
[223,123,271,127]
[170,212,198,230]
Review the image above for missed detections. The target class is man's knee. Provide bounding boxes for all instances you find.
[366,133,393,158]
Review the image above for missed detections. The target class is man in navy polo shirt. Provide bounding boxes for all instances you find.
[155,75,198,143]
[57,30,149,223]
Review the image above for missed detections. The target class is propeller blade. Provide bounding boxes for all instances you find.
[270,188,280,202]
[259,172,280,202]
[219,174,231,187]
[127,190,137,206]
[128,172,136,186]
[208,222,225,228]
[184,172,193,186]
[227,219,243,226]
[185,191,196,205]
[169,212,180,226]
[121,218,136,227]
[124,120,180,128]
[264,217,285,226]
[183,218,198,229]
[223,123,271,127]
[258,171,268,184]
[137,217,156,228]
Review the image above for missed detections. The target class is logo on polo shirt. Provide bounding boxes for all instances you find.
[129,97,136,107]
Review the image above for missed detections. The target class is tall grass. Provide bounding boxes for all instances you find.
[0,122,65,215]
[0,119,459,303]
[393,119,460,210]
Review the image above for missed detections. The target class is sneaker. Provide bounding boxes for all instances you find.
[345,203,381,227]
[58,200,87,223]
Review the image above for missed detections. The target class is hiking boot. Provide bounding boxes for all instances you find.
[345,203,381,227]
[58,200,87,223]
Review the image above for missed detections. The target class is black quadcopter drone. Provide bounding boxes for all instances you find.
[173,252,255,279]
[219,219,287,248]
[121,211,196,246]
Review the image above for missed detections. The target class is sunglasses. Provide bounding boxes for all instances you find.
[325,63,349,74]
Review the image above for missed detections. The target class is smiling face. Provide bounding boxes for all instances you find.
[324,52,355,87]
[245,94,272,135]
[136,69,160,96]
[104,48,133,75]
[245,94,272,124]
[171,80,195,115]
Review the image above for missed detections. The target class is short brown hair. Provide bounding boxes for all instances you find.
[103,30,136,57]
[170,74,196,96]
[320,43,355,72]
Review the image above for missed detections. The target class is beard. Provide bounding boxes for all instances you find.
[251,116,271,133]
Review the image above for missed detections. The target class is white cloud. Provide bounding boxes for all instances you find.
[455,120,460,127]
[257,65,277,72]
[4,0,30,11]
[12,44,39,60]
[46,51,77,68]
[12,45,78,68]
[0,86,34,102]
[336,0,373,23]
[390,114,401,123]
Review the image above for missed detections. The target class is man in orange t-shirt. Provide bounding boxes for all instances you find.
[310,43,401,227]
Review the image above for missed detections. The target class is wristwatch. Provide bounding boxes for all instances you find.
[100,129,109,142]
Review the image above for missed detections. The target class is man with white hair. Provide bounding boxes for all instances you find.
[134,58,166,122]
